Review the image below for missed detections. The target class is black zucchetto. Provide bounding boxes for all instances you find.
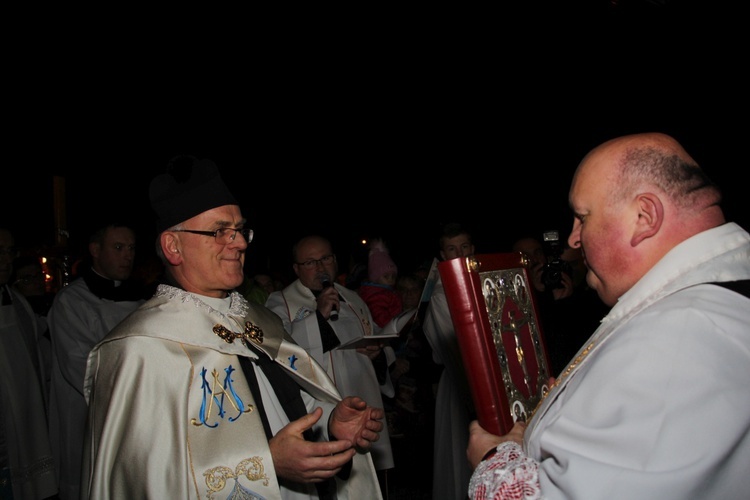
[149,155,238,233]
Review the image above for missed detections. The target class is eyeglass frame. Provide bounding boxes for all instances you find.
[295,254,336,270]
[172,227,254,244]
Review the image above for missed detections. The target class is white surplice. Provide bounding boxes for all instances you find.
[266,280,395,471]
[423,277,474,500]
[0,286,57,499]
[47,277,144,500]
[470,222,750,499]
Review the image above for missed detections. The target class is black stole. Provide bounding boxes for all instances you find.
[239,343,339,499]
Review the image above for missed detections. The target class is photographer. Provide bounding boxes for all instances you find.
[513,232,574,300]
[512,234,610,375]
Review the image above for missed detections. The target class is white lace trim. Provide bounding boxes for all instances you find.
[468,441,542,500]
[154,284,249,321]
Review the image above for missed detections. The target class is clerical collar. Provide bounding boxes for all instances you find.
[82,266,144,302]
[92,267,121,287]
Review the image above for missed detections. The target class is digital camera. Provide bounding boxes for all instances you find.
[541,230,572,290]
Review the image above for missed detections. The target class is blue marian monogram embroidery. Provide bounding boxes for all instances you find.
[191,365,253,427]
[294,307,313,321]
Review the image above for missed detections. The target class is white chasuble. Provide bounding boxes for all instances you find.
[82,286,380,500]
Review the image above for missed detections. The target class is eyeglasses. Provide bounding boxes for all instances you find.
[173,228,253,245]
[295,254,336,269]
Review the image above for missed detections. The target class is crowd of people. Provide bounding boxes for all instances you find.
[1,132,748,499]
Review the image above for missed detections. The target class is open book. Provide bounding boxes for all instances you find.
[338,307,418,349]
[339,259,439,350]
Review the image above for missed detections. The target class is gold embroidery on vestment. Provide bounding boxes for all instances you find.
[204,457,269,498]
[529,341,595,420]
[359,309,372,336]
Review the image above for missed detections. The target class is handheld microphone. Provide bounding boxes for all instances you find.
[320,274,338,321]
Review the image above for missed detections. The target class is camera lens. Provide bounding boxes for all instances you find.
[542,262,564,290]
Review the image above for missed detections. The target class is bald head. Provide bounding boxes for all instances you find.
[575,132,722,212]
[567,133,725,306]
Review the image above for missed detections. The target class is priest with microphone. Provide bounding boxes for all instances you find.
[320,273,338,321]
[266,234,396,495]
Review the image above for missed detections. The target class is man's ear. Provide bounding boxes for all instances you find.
[88,241,100,259]
[631,192,663,246]
[161,232,182,265]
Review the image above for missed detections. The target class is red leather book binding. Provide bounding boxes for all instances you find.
[438,252,553,435]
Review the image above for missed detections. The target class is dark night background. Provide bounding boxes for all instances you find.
[5,1,747,284]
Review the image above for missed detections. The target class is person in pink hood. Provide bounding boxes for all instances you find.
[357,239,402,328]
